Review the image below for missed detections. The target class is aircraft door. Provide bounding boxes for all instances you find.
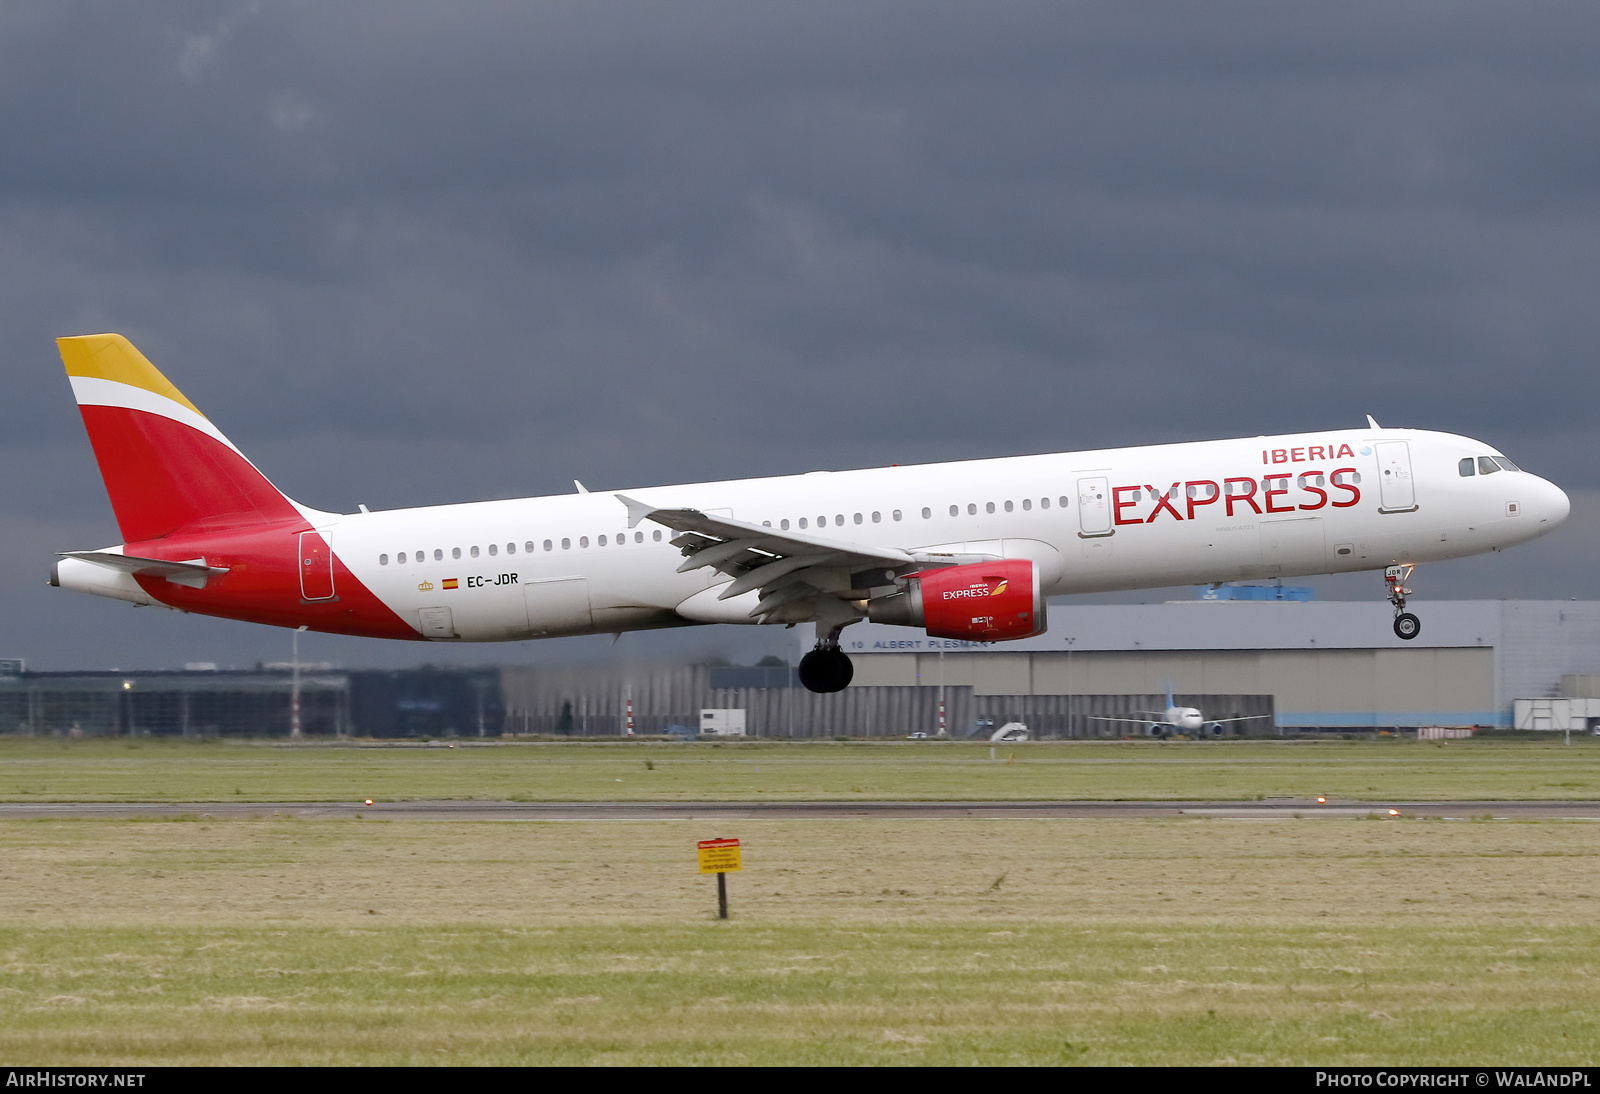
[1375,441,1418,513]
[418,606,457,639]
[298,531,335,600]
[1077,477,1112,537]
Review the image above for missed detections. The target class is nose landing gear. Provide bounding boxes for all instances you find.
[1386,565,1421,640]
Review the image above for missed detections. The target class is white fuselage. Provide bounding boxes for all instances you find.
[1164,706,1206,732]
[315,426,1566,641]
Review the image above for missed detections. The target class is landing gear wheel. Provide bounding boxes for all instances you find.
[798,647,854,693]
[1384,565,1420,641]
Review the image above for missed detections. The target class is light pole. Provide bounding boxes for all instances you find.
[1064,636,1076,738]
[290,625,307,738]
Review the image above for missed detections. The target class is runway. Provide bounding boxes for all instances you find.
[1,799,1598,820]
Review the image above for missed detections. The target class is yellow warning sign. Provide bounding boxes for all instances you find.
[697,837,741,874]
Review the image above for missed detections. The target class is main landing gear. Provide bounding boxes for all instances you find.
[1386,565,1421,641]
[799,639,854,693]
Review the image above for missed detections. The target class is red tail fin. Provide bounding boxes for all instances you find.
[58,334,304,542]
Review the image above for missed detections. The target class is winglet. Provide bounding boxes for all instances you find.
[574,480,590,494]
[1366,414,1381,429]
[614,494,657,529]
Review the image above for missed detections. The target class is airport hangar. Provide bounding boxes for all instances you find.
[820,596,1600,736]
[5,597,1600,738]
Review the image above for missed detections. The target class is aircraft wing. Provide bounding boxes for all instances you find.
[615,494,998,621]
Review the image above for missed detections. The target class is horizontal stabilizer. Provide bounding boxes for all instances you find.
[60,551,229,589]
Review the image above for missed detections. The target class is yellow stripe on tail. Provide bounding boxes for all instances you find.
[57,334,206,418]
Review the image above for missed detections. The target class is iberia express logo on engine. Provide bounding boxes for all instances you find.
[943,578,1006,600]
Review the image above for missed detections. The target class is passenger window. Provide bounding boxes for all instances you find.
[652,530,662,541]
[398,552,407,564]
[921,507,931,519]
[634,532,643,543]
[871,511,881,523]
[948,505,958,517]
[489,544,498,556]
[579,536,589,548]
[525,542,535,553]
[415,549,424,562]
[1022,499,1032,511]
[452,547,461,559]
[799,517,808,529]
[598,535,607,546]
[967,503,977,515]
[543,540,553,552]
[762,521,771,528]
[470,546,480,558]
[892,510,901,521]
[1059,496,1069,508]
[854,513,863,524]
[434,549,443,561]
[985,502,995,514]
[1459,458,1475,477]
[506,543,515,555]
[781,519,790,530]
[561,539,571,550]
[817,516,827,527]
[1004,501,1013,512]
[1040,497,1050,509]
[835,514,844,525]
[379,554,389,565]
[1478,456,1501,475]
[617,533,626,545]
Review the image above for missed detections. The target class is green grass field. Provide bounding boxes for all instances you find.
[2,739,1598,1064]
[0,737,1597,802]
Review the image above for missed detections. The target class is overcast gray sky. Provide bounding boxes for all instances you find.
[3,2,1596,671]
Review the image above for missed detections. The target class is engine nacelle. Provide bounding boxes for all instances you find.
[868,559,1046,641]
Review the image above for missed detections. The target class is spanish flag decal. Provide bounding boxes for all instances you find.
[442,578,459,590]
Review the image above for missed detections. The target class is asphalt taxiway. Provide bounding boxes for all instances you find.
[0,800,1596,820]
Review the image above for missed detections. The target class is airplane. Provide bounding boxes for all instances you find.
[1090,686,1275,738]
[50,334,1571,694]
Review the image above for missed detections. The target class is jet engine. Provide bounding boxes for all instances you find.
[868,558,1046,641]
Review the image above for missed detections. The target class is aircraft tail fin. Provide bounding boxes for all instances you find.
[58,334,305,543]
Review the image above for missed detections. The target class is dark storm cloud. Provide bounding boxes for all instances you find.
[2,1,1597,668]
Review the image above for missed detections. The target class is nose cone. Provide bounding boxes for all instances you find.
[1533,476,1571,529]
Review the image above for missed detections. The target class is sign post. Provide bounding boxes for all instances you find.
[697,837,741,920]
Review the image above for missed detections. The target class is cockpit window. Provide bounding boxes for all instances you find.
[1459,458,1475,477]
[1494,456,1521,473]
[1478,456,1501,475]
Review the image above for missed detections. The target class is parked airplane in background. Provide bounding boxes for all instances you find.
[1090,687,1276,738]
[51,335,1570,693]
